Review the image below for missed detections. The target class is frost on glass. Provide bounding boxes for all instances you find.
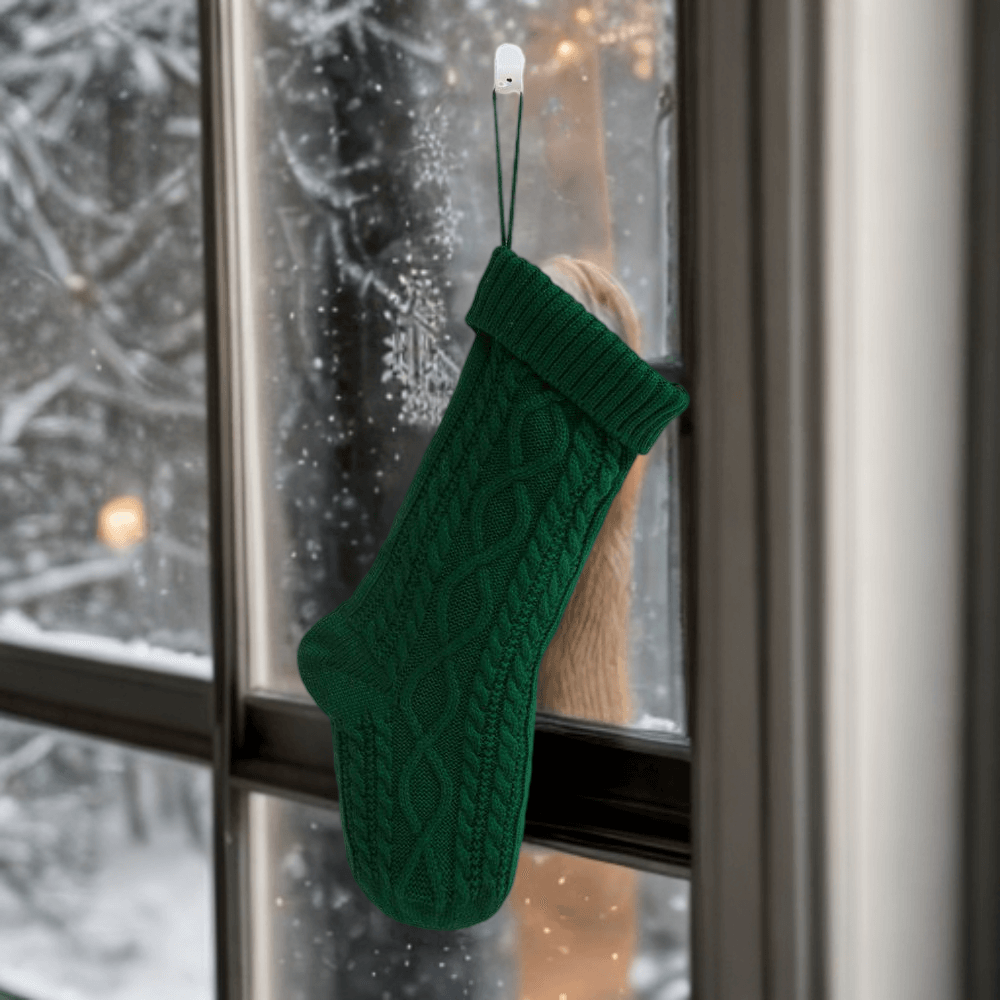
[629,419,685,735]
[0,712,213,1000]
[248,0,685,734]
[253,792,690,1000]
[0,0,212,673]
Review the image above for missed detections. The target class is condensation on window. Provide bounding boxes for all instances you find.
[253,792,690,1000]
[247,0,686,735]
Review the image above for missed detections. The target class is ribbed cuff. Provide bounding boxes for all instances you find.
[464,245,689,455]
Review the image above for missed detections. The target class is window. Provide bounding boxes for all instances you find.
[4,0,984,997]
[0,0,693,997]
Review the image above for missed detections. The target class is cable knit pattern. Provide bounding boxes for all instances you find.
[297,247,689,930]
[336,722,373,885]
[368,345,510,673]
[456,416,613,910]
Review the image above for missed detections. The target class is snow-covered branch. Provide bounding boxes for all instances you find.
[0,556,132,605]
[278,128,371,212]
[360,16,445,64]
[74,372,206,419]
[0,364,78,447]
[0,733,57,792]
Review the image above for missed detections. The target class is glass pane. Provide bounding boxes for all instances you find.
[237,0,685,734]
[0,0,213,678]
[250,792,689,1000]
[0,711,214,1000]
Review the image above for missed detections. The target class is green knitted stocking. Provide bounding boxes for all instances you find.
[297,245,689,931]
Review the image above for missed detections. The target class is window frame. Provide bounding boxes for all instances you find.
[962,0,1000,995]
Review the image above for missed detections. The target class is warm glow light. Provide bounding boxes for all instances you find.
[573,6,593,23]
[632,57,653,80]
[555,39,579,62]
[445,67,458,86]
[97,495,146,549]
[632,36,654,57]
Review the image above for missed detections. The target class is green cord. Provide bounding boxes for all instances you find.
[509,92,523,247]
[492,89,523,249]
[492,90,504,246]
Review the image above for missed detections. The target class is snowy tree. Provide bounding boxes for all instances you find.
[0,0,211,655]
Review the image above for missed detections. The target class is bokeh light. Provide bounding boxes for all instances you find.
[96,495,147,549]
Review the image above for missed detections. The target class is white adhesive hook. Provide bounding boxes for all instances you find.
[494,43,525,95]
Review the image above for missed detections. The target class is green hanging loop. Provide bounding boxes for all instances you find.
[493,89,523,249]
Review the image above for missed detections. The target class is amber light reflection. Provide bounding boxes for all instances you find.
[96,495,147,549]
[512,845,640,1000]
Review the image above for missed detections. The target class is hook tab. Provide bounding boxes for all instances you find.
[494,43,525,95]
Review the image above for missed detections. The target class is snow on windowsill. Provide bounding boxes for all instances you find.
[0,609,213,680]
[632,713,684,735]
